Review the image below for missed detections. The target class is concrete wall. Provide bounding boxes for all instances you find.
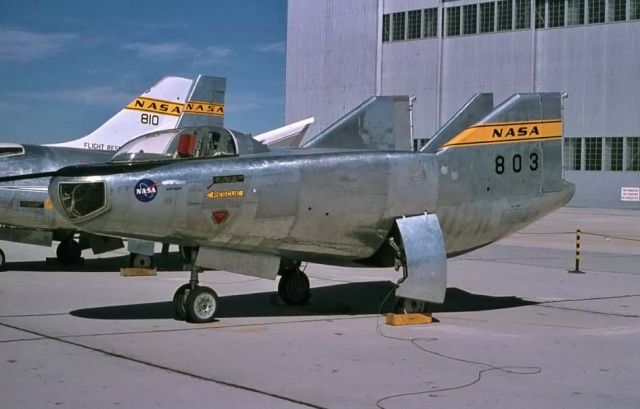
[567,171,640,209]
[535,23,640,139]
[285,0,379,138]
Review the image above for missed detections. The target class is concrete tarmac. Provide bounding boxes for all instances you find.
[1,207,639,408]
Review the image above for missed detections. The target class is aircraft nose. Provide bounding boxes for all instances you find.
[50,178,107,221]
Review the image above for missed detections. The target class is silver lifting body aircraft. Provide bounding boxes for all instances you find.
[0,75,226,268]
[46,92,575,322]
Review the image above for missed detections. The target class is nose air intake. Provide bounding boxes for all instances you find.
[58,182,106,220]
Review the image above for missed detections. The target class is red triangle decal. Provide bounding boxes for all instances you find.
[212,210,229,225]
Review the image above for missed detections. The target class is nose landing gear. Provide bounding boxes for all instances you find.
[56,238,82,264]
[172,249,219,323]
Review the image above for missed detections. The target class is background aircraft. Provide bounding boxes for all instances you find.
[0,75,226,269]
[44,92,574,322]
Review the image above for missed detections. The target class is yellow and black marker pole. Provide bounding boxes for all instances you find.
[568,228,585,274]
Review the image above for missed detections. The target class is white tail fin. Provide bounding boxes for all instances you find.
[45,76,193,151]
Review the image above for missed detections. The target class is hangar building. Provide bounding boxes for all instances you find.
[285,0,640,208]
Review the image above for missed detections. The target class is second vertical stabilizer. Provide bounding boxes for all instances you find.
[302,96,410,151]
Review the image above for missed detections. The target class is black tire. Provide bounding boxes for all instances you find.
[179,246,193,263]
[185,286,218,323]
[394,297,427,314]
[0,248,5,271]
[56,239,81,264]
[278,270,310,305]
[130,253,153,268]
[172,284,191,320]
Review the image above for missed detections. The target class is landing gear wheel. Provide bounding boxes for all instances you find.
[56,239,81,264]
[0,248,5,271]
[278,270,310,305]
[130,253,153,268]
[185,286,219,323]
[394,297,427,314]
[172,284,191,320]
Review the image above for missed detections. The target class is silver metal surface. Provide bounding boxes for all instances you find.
[423,93,494,153]
[48,93,574,305]
[476,93,561,124]
[303,96,411,151]
[127,239,155,257]
[395,213,447,303]
[0,146,113,231]
[196,247,281,280]
[0,226,54,246]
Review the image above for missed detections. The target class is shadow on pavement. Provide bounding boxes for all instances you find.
[70,281,537,320]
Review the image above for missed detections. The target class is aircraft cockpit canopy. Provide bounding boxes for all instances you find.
[110,126,242,164]
[110,126,270,163]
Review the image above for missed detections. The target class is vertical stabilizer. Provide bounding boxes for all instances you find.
[46,76,193,151]
[302,96,410,150]
[435,93,573,252]
[175,75,226,128]
[422,93,494,153]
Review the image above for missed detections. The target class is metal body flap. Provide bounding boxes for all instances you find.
[196,247,281,280]
[395,213,447,304]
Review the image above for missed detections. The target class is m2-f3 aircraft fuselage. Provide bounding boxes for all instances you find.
[48,93,575,322]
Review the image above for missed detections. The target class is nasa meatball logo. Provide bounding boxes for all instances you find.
[134,179,157,202]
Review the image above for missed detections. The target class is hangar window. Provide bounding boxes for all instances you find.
[424,8,438,37]
[463,4,478,34]
[446,7,461,36]
[548,0,566,26]
[535,0,546,27]
[515,0,531,28]
[413,138,428,151]
[497,0,513,30]
[585,138,602,171]
[604,137,624,171]
[408,10,422,39]
[382,14,390,42]
[564,138,582,170]
[588,0,605,23]
[627,137,640,171]
[632,0,640,19]
[567,0,585,25]
[480,2,496,32]
[608,0,627,21]
[392,12,406,41]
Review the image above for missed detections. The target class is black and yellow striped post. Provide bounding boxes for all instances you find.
[568,229,585,274]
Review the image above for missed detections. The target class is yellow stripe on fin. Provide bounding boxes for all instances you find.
[444,120,562,148]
